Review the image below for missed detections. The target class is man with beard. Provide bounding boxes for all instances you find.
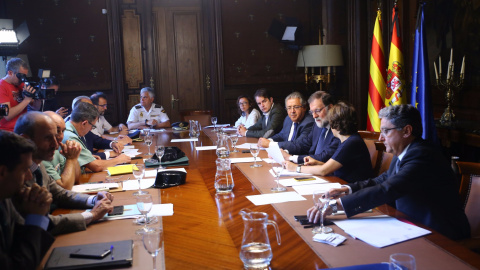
[90,92,128,138]
[281,91,340,171]
[14,111,114,235]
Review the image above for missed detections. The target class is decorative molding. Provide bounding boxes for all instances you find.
[121,9,144,89]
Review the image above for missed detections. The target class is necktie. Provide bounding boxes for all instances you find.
[314,128,327,154]
[290,123,298,141]
[34,169,43,186]
[395,159,400,174]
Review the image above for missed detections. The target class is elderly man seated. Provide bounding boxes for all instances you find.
[127,87,170,129]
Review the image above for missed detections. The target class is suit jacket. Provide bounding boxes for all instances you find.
[246,103,287,138]
[85,131,112,160]
[293,126,340,163]
[0,199,54,269]
[270,114,314,154]
[36,164,91,235]
[342,139,470,240]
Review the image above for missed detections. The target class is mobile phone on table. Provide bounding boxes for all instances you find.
[70,248,111,259]
[294,177,316,181]
[294,215,308,221]
[108,205,124,216]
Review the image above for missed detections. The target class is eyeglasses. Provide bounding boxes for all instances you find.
[286,105,303,111]
[308,106,325,115]
[97,104,107,108]
[238,102,248,106]
[87,121,97,130]
[380,127,402,136]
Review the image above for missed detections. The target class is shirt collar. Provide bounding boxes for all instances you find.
[397,143,411,162]
[263,103,274,116]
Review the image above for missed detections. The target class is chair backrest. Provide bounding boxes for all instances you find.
[180,110,212,128]
[363,139,378,172]
[456,161,480,239]
[374,142,393,176]
[358,130,381,141]
[358,131,390,176]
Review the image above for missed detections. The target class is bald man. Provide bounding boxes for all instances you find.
[42,111,82,190]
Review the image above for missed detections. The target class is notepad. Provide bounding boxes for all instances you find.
[107,164,137,176]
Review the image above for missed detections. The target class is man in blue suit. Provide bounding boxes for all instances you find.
[282,91,340,168]
[258,92,313,154]
[308,105,470,241]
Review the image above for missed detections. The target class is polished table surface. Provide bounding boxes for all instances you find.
[40,128,480,269]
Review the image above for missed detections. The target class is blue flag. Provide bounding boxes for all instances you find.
[410,3,438,143]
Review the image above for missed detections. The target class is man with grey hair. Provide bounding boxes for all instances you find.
[14,111,114,235]
[63,102,131,172]
[307,104,470,241]
[127,87,170,129]
[257,91,314,154]
[0,58,37,131]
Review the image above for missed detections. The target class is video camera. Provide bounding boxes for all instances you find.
[0,104,8,117]
[16,69,56,100]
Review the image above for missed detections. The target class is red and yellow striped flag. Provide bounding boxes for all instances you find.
[385,4,407,106]
[367,10,386,132]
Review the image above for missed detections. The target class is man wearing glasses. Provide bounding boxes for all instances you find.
[90,92,128,137]
[257,92,314,154]
[281,91,340,168]
[308,105,470,241]
[62,102,131,172]
[237,88,286,138]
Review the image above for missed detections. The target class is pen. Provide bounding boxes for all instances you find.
[110,245,114,260]
[85,187,109,192]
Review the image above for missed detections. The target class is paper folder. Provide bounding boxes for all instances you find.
[107,164,137,176]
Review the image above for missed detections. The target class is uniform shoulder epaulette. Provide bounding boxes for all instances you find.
[135,105,142,109]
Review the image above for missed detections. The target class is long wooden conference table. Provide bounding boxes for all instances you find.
[40,128,480,269]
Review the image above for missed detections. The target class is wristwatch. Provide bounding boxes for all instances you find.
[296,165,302,173]
[329,200,338,213]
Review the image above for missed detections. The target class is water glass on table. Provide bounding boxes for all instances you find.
[142,227,164,270]
[155,145,165,170]
[312,190,333,234]
[271,162,286,192]
[134,193,158,235]
[132,164,148,196]
[250,144,262,168]
[211,116,218,132]
[389,253,416,270]
[230,134,239,152]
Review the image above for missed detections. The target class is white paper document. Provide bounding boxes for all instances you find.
[196,145,217,150]
[123,145,135,149]
[223,127,238,131]
[150,129,166,133]
[143,168,187,178]
[230,157,256,163]
[333,215,431,248]
[103,203,174,220]
[292,183,342,195]
[236,143,264,150]
[246,191,307,205]
[205,124,230,128]
[265,143,285,164]
[122,178,156,190]
[72,183,119,193]
[171,138,198,142]
[278,176,329,187]
[268,169,311,178]
[261,158,275,164]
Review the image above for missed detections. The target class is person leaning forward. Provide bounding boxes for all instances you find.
[0,130,54,270]
[307,104,470,241]
[14,111,115,235]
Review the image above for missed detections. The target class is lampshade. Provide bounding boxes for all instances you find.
[296,45,343,67]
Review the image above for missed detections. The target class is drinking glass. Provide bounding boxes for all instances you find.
[271,162,286,192]
[134,194,158,235]
[142,227,163,270]
[211,116,218,132]
[132,164,148,196]
[145,134,153,156]
[155,145,165,170]
[312,190,332,234]
[250,144,262,168]
[389,253,416,270]
[230,134,239,152]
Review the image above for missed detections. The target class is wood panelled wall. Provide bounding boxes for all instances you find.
[3,0,480,134]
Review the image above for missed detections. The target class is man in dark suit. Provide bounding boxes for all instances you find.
[281,91,340,168]
[257,92,314,154]
[0,130,54,269]
[307,104,470,241]
[237,88,286,138]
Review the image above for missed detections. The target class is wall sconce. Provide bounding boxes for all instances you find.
[296,45,343,90]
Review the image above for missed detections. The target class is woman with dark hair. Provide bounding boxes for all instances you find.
[234,95,260,128]
[286,101,373,183]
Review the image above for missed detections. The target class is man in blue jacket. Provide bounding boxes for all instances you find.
[258,92,313,154]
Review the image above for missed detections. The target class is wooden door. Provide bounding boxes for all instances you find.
[153,0,205,123]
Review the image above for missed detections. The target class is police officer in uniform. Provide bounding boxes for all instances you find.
[127,87,170,129]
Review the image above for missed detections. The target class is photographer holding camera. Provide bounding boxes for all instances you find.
[27,76,68,118]
[0,58,37,131]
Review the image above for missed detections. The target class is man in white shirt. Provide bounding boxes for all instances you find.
[127,87,170,129]
[90,92,128,138]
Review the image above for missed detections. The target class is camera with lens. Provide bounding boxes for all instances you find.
[0,104,8,117]
[16,69,56,100]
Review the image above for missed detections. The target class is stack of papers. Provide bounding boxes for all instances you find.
[246,191,306,205]
[122,178,156,190]
[333,215,431,248]
[103,203,174,220]
[107,164,138,176]
[171,138,198,142]
[72,183,121,193]
[292,183,342,195]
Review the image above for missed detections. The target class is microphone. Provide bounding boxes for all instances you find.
[262,129,274,138]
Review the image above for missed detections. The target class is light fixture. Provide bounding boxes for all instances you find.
[296,45,343,90]
[0,19,30,58]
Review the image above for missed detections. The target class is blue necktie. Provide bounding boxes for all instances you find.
[314,128,327,154]
[290,123,298,141]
